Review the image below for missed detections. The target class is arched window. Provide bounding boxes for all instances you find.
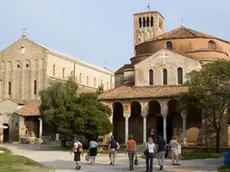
[163,69,167,85]
[94,78,96,87]
[143,17,146,27]
[139,17,142,28]
[79,73,82,83]
[208,40,216,50]
[177,67,183,84]
[86,76,89,85]
[149,69,154,85]
[106,81,109,90]
[62,68,65,78]
[147,17,149,27]
[53,65,55,76]
[166,41,173,50]
[70,70,74,76]
[150,16,154,26]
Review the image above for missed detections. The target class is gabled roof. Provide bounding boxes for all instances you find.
[16,100,40,117]
[98,85,188,101]
[143,26,230,44]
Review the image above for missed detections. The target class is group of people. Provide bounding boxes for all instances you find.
[70,134,181,171]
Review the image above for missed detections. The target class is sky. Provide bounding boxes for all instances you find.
[0,0,230,72]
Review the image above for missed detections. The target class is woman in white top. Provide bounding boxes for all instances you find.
[70,140,83,170]
[144,137,156,172]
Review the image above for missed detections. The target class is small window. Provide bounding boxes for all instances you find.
[149,69,154,85]
[62,68,65,78]
[34,80,37,95]
[53,65,55,76]
[208,40,216,50]
[20,46,25,55]
[86,76,89,85]
[94,78,96,87]
[163,69,167,85]
[8,82,11,95]
[139,17,142,28]
[150,16,154,26]
[166,41,173,50]
[26,64,29,68]
[177,68,183,84]
[17,64,20,69]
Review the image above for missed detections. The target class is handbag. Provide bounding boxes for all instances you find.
[144,143,149,156]
[134,154,138,166]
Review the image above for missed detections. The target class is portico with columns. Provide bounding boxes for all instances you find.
[98,86,201,145]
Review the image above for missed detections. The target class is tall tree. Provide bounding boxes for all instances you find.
[39,77,113,142]
[179,60,230,152]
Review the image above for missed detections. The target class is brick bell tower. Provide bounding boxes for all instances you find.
[134,8,165,51]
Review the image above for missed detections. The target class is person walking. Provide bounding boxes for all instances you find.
[156,133,166,170]
[70,140,83,170]
[125,135,136,171]
[89,138,99,165]
[169,136,180,165]
[108,135,120,166]
[145,137,156,172]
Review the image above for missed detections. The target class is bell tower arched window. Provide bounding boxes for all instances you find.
[177,67,183,84]
[149,69,154,85]
[163,68,167,85]
[208,40,216,50]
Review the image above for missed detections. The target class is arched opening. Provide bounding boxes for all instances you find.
[148,100,161,142]
[163,69,167,85]
[86,76,89,85]
[113,102,125,143]
[177,67,183,84]
[150,16,154,26]
[167,99,181,143]
[143,17,146,27]
[139,17,142,28]
[149,69,154,85]
[208,40,216,50]
[187,105,202,144]
[3,123,9,142]
[147,17,150,27]
[166,41,173,50]
[129,101,142,143]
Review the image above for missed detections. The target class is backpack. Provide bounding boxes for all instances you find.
[76,142,83,152]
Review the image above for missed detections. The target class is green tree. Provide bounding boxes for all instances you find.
[96,83,104,95]
[39,77,113,142]
[179,60,230,152]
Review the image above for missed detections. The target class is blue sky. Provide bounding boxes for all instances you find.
[0,0,229,72]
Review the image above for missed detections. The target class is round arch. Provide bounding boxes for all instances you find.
[129,101,142,143]
[112,102,125,143]
[3,123,9,142]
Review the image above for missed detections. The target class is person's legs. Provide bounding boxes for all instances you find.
[149,154,154,172]
[160,151,165,170]
[171,148,175,165]
[128,152,132,170]
[157,152,162,166]
[146,155,149,172]
[109,150,112,165]
[112,151,116,165]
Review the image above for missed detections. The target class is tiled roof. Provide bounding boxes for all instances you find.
[98,85,188,101]
[145,26,230,44]
[16,100,40,117]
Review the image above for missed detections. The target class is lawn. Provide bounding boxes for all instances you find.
[218,166,230,172]
[0,147,53,172]
[181,152,222,160]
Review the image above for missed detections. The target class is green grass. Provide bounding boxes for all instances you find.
[181,152,222,160]
[218,166,230,172]
[0,147,53,172]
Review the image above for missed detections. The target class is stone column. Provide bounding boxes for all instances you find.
[143,117,147,143]
[124,115,129,143]
[181,112,187,145]
[38,118,43,138]
[163,115,167,143]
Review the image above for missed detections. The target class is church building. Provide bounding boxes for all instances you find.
[0,34,114,142]
[98,10,230,146]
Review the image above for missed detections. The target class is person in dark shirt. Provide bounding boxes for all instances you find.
[156,134,166,170]
[108,136,119,166]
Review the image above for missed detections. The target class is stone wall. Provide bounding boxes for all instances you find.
[19,116,39,138]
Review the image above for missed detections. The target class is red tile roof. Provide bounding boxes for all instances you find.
[16,100,40,117]
[98,85,188,101]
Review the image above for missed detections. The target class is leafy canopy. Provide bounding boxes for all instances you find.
[179,60,230,152]
[39,77,113,140]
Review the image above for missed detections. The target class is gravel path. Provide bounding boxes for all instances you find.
[1,143,223,172]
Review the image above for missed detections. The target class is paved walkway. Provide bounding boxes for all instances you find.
[1,143,223,172]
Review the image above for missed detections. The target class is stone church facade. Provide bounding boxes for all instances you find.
[0,34,114,142]
[99,10,230,146]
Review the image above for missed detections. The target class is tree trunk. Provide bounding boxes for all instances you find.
[216,128,221,153]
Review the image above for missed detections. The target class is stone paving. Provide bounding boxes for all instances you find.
[1,143,223,172]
